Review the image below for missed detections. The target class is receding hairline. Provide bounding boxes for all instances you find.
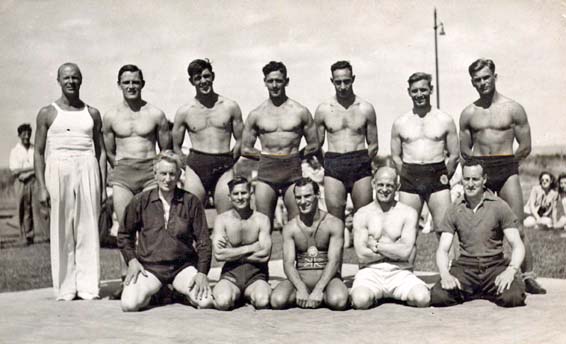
[373,166,398,182]
[57,63,82,79]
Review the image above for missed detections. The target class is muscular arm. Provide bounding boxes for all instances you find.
[436,232,455,277]
[503,227,525,270]
[390,121,403,172]
[241,112,261,160]
[313,106,326,148]
[512,104,531,161]
[459,109,473,160]
[90,108,107,196]
[302,108,320,158]
[444,118,460,178]
[34,107,51,194]
[374,209,418,261]
[172,108,187,155]
[212,217,260,262]
[230,103,244,161]
[156,111,172,151]
[313,218,344,293]
[365,104,379,160]
[353,211,385,264]
[102,113,116,167]
[281,224,309,292]
[245,215,272,263]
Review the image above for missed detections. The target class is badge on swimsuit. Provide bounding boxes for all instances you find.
[307,245,319,257]
[440,174,449,185]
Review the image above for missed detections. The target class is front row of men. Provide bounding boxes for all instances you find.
[117,151,526,311]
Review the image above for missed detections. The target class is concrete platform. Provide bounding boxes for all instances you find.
[0,261,564,344]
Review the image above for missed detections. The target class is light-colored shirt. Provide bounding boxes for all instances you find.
[9,142,34,172]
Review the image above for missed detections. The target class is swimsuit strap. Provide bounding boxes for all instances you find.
[299,212,327,248]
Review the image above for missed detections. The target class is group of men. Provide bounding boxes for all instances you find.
[29,56,544,308]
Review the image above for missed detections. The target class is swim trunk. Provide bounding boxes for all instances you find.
[324,150,372,193]
[143,261,196,285]
[220,261,269,292]
[112,157,156,194]
[186,149,234,193]
[471,155,518,193]
[257,153,302,195]
[297,249,329,270]
[399,161,450,196]
[351,262,426,302]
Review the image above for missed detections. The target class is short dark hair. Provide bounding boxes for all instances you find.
[468,58,496,77]
[539,171,556,189]
[407,72,432,88]
[262,61,287,78]
[557,173,566,193]
[17,123,32,135]
[117,64,144,83]
[293,177,320,195]
[462,159,486,175]
[228,177,251,192]
[187,59,213,78]
[330,60,353,74]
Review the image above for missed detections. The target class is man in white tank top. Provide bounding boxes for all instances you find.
[34,63,107,301]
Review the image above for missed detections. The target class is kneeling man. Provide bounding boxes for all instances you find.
[270,178,348,310]
[351,165,430,309]
[118,151,213,311]
[431,160,526,307]
[212,177,272,310]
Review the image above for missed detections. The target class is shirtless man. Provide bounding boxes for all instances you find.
[350,165,430,309]
[460,58,545,294]
[270,178,348,310]
[212,177,272,310]
[314,61,378,221]
[242,61,319,223]
[102,64,171,296]
[391,72,458,261]
[172,59,244,213]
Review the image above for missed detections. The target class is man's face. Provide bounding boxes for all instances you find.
[264,70,288,98]
[294,184,318,215]
[471,66,497,96]
[408,79,432,108]
[154,160,180,193]
[118,71,144,101]
[229,183,251,210]
[190,68,214,95]
[372,168,397,204]
[331,68,355,99]
[19,130,31,146]
[58,65,82,96]
[462,165,486,199]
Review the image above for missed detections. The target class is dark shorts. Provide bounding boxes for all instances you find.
[186,149,234,194]
[220,261,269,292]
[112,157,156,195]
[257,153,302,195]
[143,261,195,285]
[324,150,372,193]
[471,155,519,193]
[399,161,450,196]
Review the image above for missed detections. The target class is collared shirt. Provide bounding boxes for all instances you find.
[9,142,34,172]
[436,189,519,257]
[118,187,211,274]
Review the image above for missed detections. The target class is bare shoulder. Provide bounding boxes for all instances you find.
[395,202,418,219]
[37,104,56,119]
[252,211,271,226]
[434,109,457,127]
[355,202,375,219]
[460,104,476,123]
[287,98,310,115]
[282,217,300,237]
[355,96,376,114]
[87,106,102,121]
[176,98,198,117]
[392,111,411,127]
[323,213,344,232]
[499,96,527,120]
[218,95,240,111]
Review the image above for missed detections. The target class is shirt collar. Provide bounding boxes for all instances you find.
[149,187,184,203]
[457,189,497,208]
[16,142,33,151]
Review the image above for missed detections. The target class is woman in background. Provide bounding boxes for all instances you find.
[523,171,558,229]
[552,173,566,231]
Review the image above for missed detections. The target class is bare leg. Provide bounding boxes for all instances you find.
[427,190,457,261]
[405,284,431,308]
[323,278,349,310]
[399,192,424,266]
[324,176,347,221]
[214,169,234,214]
[212,279,241,311]
[283,183,299,220]
[172,266,214,308]
[351,176,373,211]
[270,279,296,309]
[244,280,271,309]
[183,166,207,205]
[112,185,134,291]
[254,181,278,227]
[121,271,162,312]
[350,286,380,310]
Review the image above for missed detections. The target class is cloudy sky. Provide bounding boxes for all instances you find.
[1,0,565,166]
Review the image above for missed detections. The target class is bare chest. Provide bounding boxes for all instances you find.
[324,108,367,134]
[399,117,446,143]
[256,111,303,135]
[469,107,514,132]
[112,113,157,138]
[186,105,232,133]
[366,213,403,241]
[224,220,260,246]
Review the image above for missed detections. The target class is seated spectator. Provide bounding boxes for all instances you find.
[523,171,558,228]
[552,173,566,231]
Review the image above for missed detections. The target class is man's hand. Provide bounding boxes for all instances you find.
[18,171,35,182]
[440,273,462,290]
[216,235,233,249]
[307,288,324,309]
[39,186,50,208]
[367,235,378,253]
[295,287,310,308]
[188,272,211,301]
[495,267,517,294]
[125,258,147,286]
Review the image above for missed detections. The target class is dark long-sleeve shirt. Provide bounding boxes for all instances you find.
[118,187,211,274]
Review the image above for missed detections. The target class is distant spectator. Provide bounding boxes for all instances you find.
[552,173,566,231]
[9,123,49,245]
[523,171,557,228]
[301,155,326,211]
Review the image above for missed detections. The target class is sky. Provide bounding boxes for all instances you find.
[1,0,565,166]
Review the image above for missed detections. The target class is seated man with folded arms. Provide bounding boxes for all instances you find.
[270,178,348,310]
[430,160,526,307]
[212,177,272,310]
[350,165,430,309]
[118,150,214,311]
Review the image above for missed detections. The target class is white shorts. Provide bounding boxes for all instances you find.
[351,263,426,301]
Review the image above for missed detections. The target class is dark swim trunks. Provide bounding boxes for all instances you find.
[186,149,234,193]
[471,155,519,193]
[112,157,156,194]
[143,261,195,285]
[324,149,372,193]
[257,153,302,195]
[399,161,450,196]
[220,261,269,292]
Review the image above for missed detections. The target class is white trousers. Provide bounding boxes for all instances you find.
[46,153,100,300]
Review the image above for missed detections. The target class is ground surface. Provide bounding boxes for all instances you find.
[0,261,564,344]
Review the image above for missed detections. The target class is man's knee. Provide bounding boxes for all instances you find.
[250,291,271,309]
[430,283,461,307]
[406,285,431,308]
[270,290,290,310]
[120,290,145,312]
[350,288,374,310]
[325,289,349,310]
[214,291,236,311]
[495,285,526,308]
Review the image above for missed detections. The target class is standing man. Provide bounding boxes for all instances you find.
[460,58,545,294]
[9,123,49,245]
[270,178,348,310]
[431,161,526,307]
[118,151,213,311]
[172,59,244,213]
[35,63,106,301]
[391,72,459,239]
[350,165,430,309]
[212,177,272,310]
[242,61,319,224]
[314,60,378,221]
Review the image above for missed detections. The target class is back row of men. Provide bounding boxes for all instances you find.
[33,57,545,305]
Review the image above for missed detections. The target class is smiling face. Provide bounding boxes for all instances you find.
[118,71,144,101]
[294,183,318,215]
[471,66,497,96]
[539,173,553,191]
[190,68,215,96]
[57,64,82,97]
[18,130,31,147]
[372,167,398,204]
[229,183,251,210]
[408,79,432,109]
[264,70,288,98]
[331,68,355,99]
[462,165,487,199]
